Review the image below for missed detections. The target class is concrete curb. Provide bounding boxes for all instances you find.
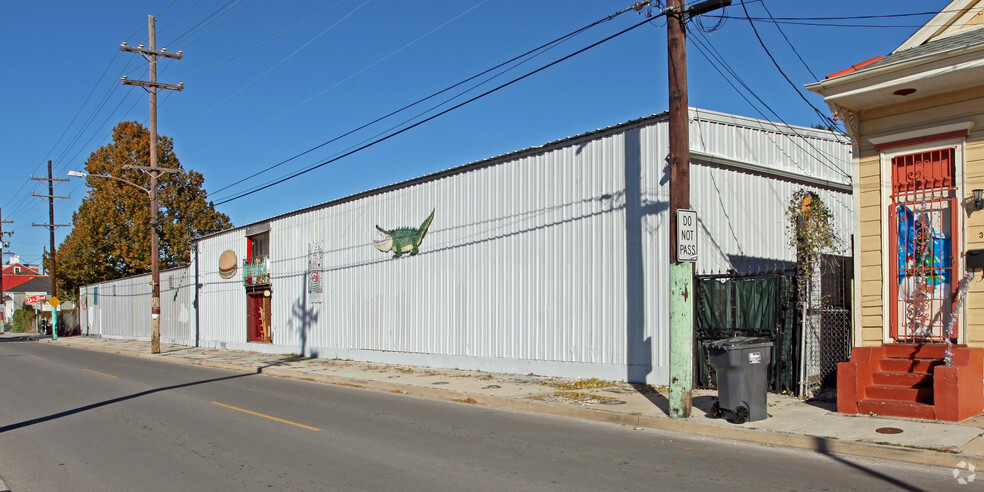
[50,339,982,470]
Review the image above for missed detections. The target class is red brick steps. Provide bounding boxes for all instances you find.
[837,343,984,421]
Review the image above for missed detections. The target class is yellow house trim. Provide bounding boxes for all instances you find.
[868,121,976,146]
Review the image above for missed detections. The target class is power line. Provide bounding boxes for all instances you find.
[738,0,838,129]
[759,0,818,81]
[725,10,957,21]
[214,14,659,205]
[178,0,260,49]
[210,0,610,197]
[183,1,350,81]
[165,0,243,47]
[192,1,494,165]
[689,30,851,182]
[178,0,373,131]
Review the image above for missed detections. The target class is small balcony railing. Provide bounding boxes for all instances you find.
[243,255,270,286]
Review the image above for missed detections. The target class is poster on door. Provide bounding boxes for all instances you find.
[308,243,323,304]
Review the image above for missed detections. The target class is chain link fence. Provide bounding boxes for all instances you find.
[798,255,853,399]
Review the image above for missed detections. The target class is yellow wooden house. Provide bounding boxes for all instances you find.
[807,0,984,420]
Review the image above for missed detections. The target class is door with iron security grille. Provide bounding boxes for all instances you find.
[888,148,960,341]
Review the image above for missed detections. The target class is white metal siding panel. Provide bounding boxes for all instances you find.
[196,230,247,348]
[691,165,853,275]
[76,266,192,344]
[690,109,852,187]
[159,269,194,345]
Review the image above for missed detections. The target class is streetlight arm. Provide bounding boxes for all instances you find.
[68,171,150,195]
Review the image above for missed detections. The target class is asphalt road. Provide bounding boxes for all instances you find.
[0,337,964,491]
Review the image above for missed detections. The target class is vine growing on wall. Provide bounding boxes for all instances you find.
[786,190,840,280]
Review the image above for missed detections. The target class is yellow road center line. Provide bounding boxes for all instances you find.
[83,369,118,379]
[29,355,44,360]
[211,402,321,431]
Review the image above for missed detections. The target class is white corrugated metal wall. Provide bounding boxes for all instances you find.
[192,120,671,383]
[689,110,852,274]
[194,230,247,347]
[78,266,193,345]
[78,109,852,385]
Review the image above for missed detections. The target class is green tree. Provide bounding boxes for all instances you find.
[12,305,34,333]
[53,121,232,298]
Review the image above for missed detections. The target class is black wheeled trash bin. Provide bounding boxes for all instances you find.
[703,336,773,424]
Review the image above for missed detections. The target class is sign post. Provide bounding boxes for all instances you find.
[677,210,698,262]
[48,296,60,340]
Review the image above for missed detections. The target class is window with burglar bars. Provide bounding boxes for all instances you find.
[888,148,959,341]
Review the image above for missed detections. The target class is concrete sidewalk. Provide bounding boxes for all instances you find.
[21,333,984,470]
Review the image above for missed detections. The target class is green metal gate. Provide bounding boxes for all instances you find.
[694,273,798,394]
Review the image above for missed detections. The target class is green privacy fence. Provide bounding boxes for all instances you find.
[695,273,799,394]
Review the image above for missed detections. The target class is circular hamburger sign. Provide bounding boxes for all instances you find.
[219,250,238,279]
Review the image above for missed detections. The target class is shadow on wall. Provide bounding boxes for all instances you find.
[290,274,319,358]
[727,255,796,276]
[625,127,659,383]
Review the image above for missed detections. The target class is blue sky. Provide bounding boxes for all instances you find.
[0,0,947,267]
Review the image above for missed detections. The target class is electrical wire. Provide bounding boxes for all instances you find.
[193,0,494,168]
[759,0,819,81]
[738,1,838,129]
[208,0,614,196]
[165,0,244,48]
[181,0,338,78]
[213,15,659,205]
[158,0,204,35]
[212,10,646,201]
[178,0,373,130]
[210,0,646,197]
[689,30,851,182]
[173,0,259,49]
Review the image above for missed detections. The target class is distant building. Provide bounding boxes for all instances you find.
[2,255,45,290]
[1,255,48,323]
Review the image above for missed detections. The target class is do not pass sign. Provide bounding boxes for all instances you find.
[677,209,697,262]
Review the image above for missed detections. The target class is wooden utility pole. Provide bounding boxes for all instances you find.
[31,160,70,339]
[0,209,12,325]
[120,15,183,354]
[666,0,731,419]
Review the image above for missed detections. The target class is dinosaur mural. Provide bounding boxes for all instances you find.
[373,209,435,258]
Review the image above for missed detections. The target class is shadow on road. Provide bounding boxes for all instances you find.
[813,437,927,491]
[0,356,301,434]
[0,334,42,343]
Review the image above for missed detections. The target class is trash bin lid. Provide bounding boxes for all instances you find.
[703,336,773,350]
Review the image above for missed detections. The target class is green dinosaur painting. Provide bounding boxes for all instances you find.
[373,209,435,258]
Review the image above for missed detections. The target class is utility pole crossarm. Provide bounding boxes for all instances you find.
[30,176,69,183]
[31,224,71,228]
[30,194,71,200]
[123,165,185,174]
[120,43,183,60]
[121,78,184,91]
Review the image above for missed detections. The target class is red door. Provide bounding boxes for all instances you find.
[888,148,959,341]
[247,292,266,342]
